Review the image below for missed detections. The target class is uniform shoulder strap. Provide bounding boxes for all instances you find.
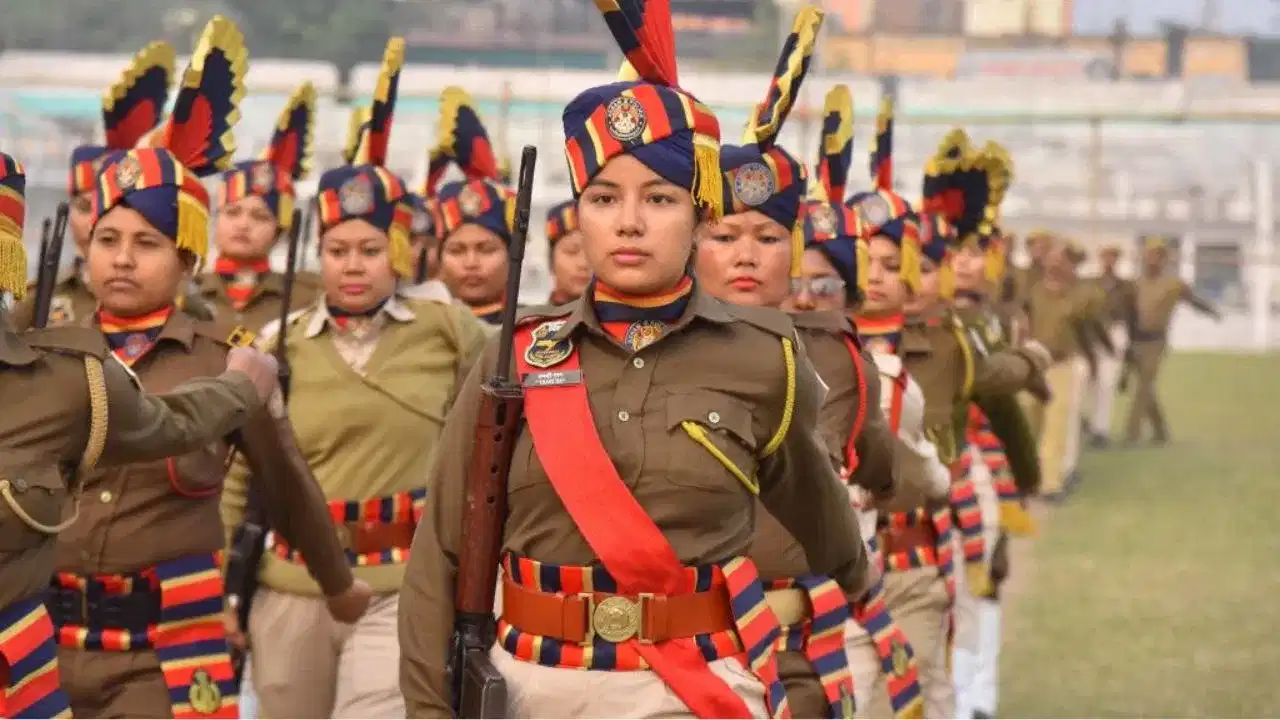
[723,302,796,339]
[516,303,573,327]
[22,326,108,359]
[190,317,256,349]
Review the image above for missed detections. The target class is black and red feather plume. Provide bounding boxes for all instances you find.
[102,41,175,150]
[594,0,679,87]
[262,82,316,182]
[869,95,894,191]
[352,38,404,168]
[162,15,247,177]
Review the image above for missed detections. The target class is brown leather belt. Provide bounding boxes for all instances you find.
[501,576,737,644]
[335,520,415,554]
[879,524,937,555]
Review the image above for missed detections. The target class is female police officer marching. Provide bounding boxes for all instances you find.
[399,1,873,717]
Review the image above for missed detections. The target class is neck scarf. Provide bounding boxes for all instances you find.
[214,257,271,311]
[854,311,905,355]
[327,299,386,334]
[592,275,694,352]
[470,300,505,326]
[98,305,173,366]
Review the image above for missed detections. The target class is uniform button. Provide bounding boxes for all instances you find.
[617,410,631,422]
[708,411,721,424]
[11,478,28,493]
[99,490,113,503]
[632,357,645,369]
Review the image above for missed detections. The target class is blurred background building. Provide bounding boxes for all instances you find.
[1,0,1276,348]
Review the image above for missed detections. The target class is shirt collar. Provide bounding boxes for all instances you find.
[550,281,733,343]
[304,294,416,339]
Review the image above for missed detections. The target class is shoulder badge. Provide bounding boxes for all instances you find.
[523,320,572,369]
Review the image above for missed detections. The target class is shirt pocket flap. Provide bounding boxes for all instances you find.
[664,392,758,452]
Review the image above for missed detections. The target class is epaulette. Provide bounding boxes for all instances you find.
[191,318,256,349]
[21,326,107,359]
[723,302,797,339]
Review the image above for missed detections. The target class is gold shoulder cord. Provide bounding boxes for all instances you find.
[677,336,797,497]
[0,356,106,535]
[763,336,797,457]
[952,323,976,399]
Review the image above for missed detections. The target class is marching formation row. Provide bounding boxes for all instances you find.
[0,2,1217,719]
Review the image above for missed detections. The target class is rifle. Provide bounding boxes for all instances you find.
[448,145,537,719]
[296,199,315,273]
[31,203,70,328]
[225,207,303,686]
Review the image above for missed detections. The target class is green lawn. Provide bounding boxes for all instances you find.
[1001,352,1280,718]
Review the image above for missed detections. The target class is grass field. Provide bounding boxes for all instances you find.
[1001,352,1280,718]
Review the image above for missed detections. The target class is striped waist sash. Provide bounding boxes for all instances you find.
[46,553,237,719]
[267,487,426,567]
[850,574,924,719]
[0,595,70,719]
[967,407,1036,536]
[766,576,855,718]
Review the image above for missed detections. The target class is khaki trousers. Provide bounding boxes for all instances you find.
[1125,341,1170,441]
[58,647,172,718]
[249,589,405,718]
[864,568,953,719]
[843,624,892,719]
[1021,359,1086,495]
[488,642,768,718]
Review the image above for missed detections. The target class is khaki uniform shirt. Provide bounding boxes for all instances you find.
[399,288,871,718]
[55,311,351,595]
[749,310,895,582]
[222,294,488,597]
[195,270,323,333]
[1133,274,1215,339]
[1,323,261,609]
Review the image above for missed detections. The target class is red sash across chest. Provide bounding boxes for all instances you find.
[513,322,789,719]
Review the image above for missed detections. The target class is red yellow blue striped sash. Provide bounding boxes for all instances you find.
[499,553,742,670]
[966,405,1034,536]
[850,567,924,719]
[50,553,237,718]
[499,553,791,716]
[766,577,854,718]
[268,488,426,566]
[952,455,987,570]
[0,596,70,719]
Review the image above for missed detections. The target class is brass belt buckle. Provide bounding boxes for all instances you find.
[580,592,651,644]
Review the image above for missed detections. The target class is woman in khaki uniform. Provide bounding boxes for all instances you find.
[427,87,517,326]
[9,41,217,330]
[198,82,323,331]
[544,199,590,305]
[0,153,281,718]
[848,108,1049,719]
[399,3,871,717]
[46,24,369,718]
[220,39,488,719]
[691,13,870,717]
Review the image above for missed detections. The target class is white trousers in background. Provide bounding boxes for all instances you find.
[239,655,259,719]
[1088,324,1128,436]
[952,444,1002,717]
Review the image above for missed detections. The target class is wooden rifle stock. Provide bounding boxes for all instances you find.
[450,145,537,717]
